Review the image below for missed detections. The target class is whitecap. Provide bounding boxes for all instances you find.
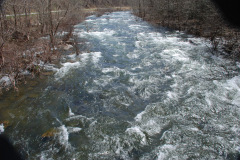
[212,76,240,106]
[54,62,80,80]
[79,52,102,64]
[126,126,147,145]
[67,127,82,133]
[135,110,146,122]
[57,125,70,148]
[68,107,75,116]
[78,29,115,39]
[0,76,11,86]
[156,144,177,160]
[166,91,178,100]
[66,115,93,121]
[0,124,4,133]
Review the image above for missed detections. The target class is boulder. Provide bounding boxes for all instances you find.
[0,120,10,128]
[41,128,58,138]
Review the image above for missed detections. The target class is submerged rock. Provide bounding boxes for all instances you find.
[0,120,11,133]
[189,40,197,45]
[0,76,11,87]
[41,128,59,138]
[63,44,73,50]
[41,71,54,76]
[0,120,10,129]
[27,93,39,99]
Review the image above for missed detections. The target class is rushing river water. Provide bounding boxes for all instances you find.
[1,11,240,160]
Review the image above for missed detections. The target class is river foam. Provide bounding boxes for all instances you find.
[54,52,102,80]
[0,124,4,134]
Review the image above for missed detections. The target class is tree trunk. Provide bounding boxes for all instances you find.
[48,0,55,53]
[0,43,4,67]
[12,5,17,30]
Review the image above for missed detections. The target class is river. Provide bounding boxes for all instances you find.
[0,11,240,160]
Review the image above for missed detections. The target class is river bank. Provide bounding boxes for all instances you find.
[130,1,240,62]
[0,7,130,94]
